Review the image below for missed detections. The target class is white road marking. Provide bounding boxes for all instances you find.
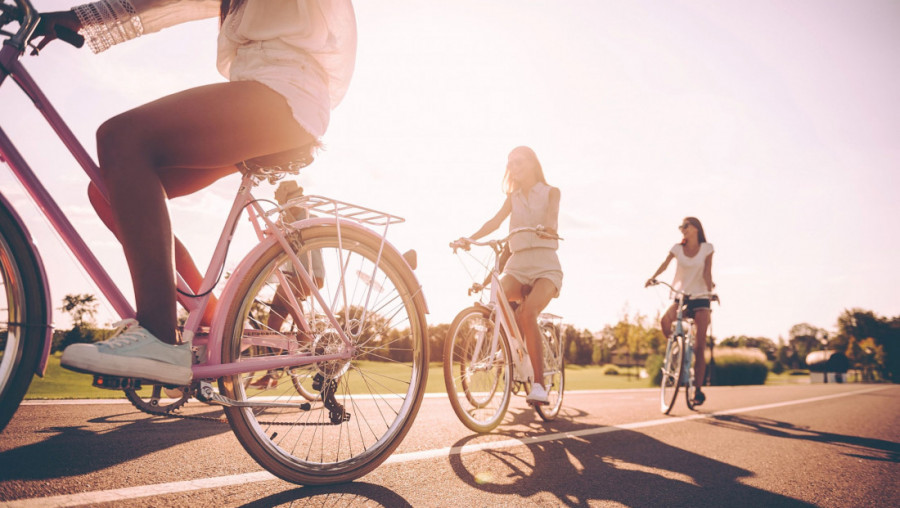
[5,386,886,507]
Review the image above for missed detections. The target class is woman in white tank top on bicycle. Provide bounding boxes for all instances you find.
[646,216,715,406]
[456,146,563,405]
[33,0,356,386]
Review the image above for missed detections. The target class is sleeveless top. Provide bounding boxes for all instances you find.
[508,182,559,254]
[670,242,714,297]
[73,0,357,137]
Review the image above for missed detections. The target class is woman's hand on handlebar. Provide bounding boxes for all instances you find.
[450,237,472,253]
[645,278,659,288]
[32,10,82,53]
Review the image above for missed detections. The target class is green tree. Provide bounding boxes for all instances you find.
[788,323,827,369]
[60,293,98,328]
[55,293,100,352]
[835,309,899,382]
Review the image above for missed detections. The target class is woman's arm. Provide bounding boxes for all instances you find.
[703,252,715,292]
[70,0,219,53]
[646,252,675,287]
[463,197,512,242]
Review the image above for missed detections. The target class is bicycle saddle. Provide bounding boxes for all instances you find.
[238,143,317,182]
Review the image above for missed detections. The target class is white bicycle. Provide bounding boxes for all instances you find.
[444,227,565,432]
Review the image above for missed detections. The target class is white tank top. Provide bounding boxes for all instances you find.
[508,182,559,253]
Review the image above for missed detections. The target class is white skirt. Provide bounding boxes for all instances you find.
[228,40,332,139]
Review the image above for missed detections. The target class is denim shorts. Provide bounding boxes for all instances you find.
[683,298,711,319]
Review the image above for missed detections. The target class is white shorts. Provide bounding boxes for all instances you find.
[229,40,331,139]
[504,248,563,297]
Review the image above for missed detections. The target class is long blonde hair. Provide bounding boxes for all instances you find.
[502,146,547,195]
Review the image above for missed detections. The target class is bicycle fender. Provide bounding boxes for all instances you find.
[208,218,429,356]
[0,191,53,377]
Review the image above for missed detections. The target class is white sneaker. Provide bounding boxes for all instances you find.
[61,319,192,386]
[527,383,549,405]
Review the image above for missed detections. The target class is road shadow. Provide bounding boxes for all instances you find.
[238,482,412,507]
[703,413,900,463]
[448,405,816,507]
[0,407,231,481]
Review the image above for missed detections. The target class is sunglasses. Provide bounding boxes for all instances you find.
[679,223,692,230]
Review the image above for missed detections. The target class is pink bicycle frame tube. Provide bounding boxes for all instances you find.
[0,53,135,320]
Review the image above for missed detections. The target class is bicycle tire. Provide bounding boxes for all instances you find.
[219,223,428,484]
[660,334,684,414]
[535,321,565,421]
[443,305,512,433]
[685,338,696,410]
[0,201,48,432]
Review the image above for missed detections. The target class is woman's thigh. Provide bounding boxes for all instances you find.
[500,274,525,303]
[521,278,556,316]
[100,81,313,171]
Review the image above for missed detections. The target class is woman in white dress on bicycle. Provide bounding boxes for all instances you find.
[33,0,356,386]
[646,217,715,406]
[456,146,563,405]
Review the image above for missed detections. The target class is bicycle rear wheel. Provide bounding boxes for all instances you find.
[660,335,684,414]
[443,305,512,433]
[220,224,428,484]
[535,321,564,421]
[0,202,48,432]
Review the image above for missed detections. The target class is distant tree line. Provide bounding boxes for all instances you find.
[55,294,899,382]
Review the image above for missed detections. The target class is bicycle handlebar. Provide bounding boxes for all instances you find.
[2,0,85,51]
[449,226,562,253]
[646,279,719,303]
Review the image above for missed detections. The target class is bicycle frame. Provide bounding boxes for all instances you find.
[483,263,533,384]
[456,227,561,386]
[0,12,362,380]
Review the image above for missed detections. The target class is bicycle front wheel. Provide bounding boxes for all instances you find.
[220,223,428,485]
[685,340,697,410]
[535,321,565,421]
[0,201,48,432]
[443,305,512,433]
[660,335,684,414]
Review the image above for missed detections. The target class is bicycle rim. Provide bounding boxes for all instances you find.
[685,342,696,410]
[0,203,47,432]
[660,335,683,414]
[535,322,564,421]
[220,224,428,484]
[443,306,512,433]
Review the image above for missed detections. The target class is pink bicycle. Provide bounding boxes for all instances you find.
[0,0,428,485]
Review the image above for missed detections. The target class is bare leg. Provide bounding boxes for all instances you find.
[95,81,313,344]
[89,182,224,326]
[660,303,677,339]
[516,278,557,387]
[693,308,711,389]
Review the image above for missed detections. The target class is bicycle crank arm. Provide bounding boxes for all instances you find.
[196,381,311,410]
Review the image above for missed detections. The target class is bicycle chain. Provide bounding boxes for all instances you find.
[126,384,344,426]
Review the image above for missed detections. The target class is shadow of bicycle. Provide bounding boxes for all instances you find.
[238,482,412,508]
[0,407,231,481]
[447,405,817,507]
[703,413,900,463]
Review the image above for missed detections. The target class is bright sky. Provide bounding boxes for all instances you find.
[2,0,898,342]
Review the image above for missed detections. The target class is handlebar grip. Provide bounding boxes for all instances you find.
[55,25,84,48]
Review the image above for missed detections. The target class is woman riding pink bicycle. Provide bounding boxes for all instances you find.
[33,0,357,387]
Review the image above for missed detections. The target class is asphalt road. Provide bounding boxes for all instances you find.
[1,383,898,507]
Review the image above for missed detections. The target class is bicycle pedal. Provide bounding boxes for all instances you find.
[93,375,142,391]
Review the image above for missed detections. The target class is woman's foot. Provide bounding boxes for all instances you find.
[526,383,549,405]
[692,389,706,406]
[249,373,279,389]
[61,319,192,386]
